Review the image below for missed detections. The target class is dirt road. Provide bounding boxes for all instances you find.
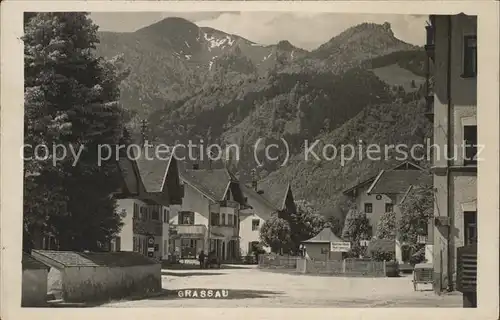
[103,266,462,307]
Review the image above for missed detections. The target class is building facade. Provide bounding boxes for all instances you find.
[426,14,477,293]
[168,167,246,261]
[239,181,296,256]
[113,146,183,260]
[343,162,426,237]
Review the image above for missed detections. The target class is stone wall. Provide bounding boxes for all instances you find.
[62,264,161,303]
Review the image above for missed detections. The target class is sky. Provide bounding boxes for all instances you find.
[90,12,428,50]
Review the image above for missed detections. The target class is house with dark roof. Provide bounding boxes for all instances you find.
[113,144,183,260]
[342,161,431,261]
[239,179,296,256]
[366,164,431,263]
[167,165,247,261]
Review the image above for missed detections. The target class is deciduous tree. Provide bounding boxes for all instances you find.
[342,208,371,257]
[259,215,292,253]
[398,183,433,252]
[375,211,396,240]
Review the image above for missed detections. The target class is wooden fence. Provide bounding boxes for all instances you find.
[258,254,389,277]
[258,254,300,269]
[298,257,389,277]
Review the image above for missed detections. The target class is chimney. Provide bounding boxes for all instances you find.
[192,163,199,170]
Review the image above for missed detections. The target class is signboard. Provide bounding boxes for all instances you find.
[147,236,155,258]
[330,241,351,252]
[147,236,155,246]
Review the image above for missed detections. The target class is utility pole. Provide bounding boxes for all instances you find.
[140,119,148,147]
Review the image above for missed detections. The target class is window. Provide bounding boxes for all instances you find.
[178,211,194,225]
[364,203,373,214]
[463,125,477,165]
[233,214,238,226]
[252,219,260,231]
[385,203,393,213]
[154,244,159,252]
[228,214,233,226]
[151,206,160,221]
[133,203,138,219]
[133,236,138,252]
[211,212,220,226]
[113,237,121,251]
[463,35,477,77]
[163,208,168,223]
[164,240,167,255]
[464,211,477,245]
[221,213,226,226]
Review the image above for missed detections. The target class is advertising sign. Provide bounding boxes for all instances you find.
[330,241,351,252]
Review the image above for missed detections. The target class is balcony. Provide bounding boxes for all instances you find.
[220,200,239,209]
[170,224,207,238]
[133,218,162,236]
[424,95,434,121]
[211,225,239,238]
[425,25,435,61]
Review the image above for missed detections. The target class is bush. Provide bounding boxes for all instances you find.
[370,248,394,262]
[409,246,426,265]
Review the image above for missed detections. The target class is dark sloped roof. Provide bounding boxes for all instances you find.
[81,251,160,267]
[134,145,174,193]
[32,250,159,268]
[342,161,423,195]
[180,168,233,202]
[255,182,290,211]
[367,170,431,195]
[33,250,100,267]
[117,157,139,194]
[240,184,277,217]
[22,252,49,270]
[303,228,343,243]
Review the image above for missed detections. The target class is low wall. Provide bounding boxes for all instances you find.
[22,269,48,307]
[258,254,300,269]
[297,258,388,277]
[62,264,161,302]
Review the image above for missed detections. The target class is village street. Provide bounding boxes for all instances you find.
[103,266,462,308]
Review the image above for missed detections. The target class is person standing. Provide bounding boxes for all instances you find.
[198,251,206,269]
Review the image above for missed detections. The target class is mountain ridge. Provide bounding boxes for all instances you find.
[95,16,429,220]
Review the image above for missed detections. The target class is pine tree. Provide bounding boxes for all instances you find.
[23,13,129,251]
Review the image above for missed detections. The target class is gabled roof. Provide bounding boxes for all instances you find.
[367,169,431,195]
[180,168,235,202]
[240,184,278,216]
[134,145,175,193]
[255,182,291,211]
[343,161,424,196]
[31,250,159,268]
[302,228,343,243]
